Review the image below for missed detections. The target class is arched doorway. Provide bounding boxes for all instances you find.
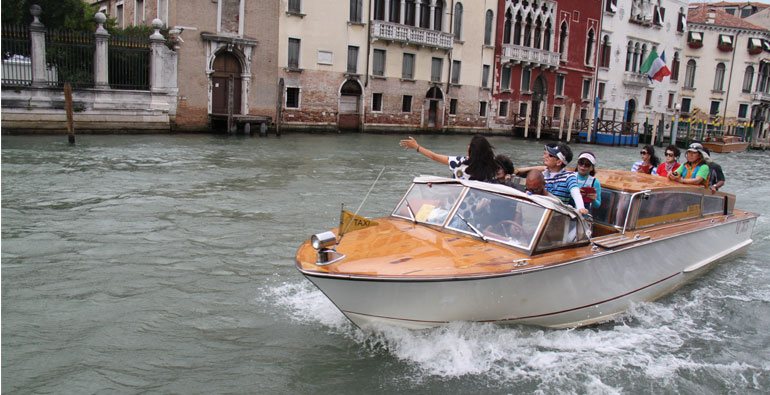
[426,86,444,128]
[338,79,362,131]
[211,52,242,115]
[626,99,636,124]
[531,74,547,125]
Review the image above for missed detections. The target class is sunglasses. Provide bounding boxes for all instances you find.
[640,151,649,155]
[665,152,675,157]
[526,187,544,194]
[577,160,593,167]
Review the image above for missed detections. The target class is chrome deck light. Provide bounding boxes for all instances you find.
[310,231,345,265]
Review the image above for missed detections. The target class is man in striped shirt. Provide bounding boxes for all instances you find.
[542,143,589,216]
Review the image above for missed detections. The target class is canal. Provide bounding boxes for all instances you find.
[2,134,769,393]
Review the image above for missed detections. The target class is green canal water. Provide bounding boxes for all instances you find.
[2,134,769,393]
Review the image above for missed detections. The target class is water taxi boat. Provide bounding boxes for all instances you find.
[295,171,758,329]
[701,135,749,153]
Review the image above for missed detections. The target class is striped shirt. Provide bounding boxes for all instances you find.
[543,168,579,205]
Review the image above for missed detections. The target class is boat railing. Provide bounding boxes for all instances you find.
[622,190,651,234]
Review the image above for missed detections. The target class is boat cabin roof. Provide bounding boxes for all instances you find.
[593,169,684,193]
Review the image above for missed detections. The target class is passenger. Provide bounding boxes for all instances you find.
[575,152,602,213]
[655,144,681,177]
[399,135,499,182]
[524,171,555,198]
[518,143,589,215]
[703,148,726,193]
[631,145,660,175]
[669,142,711,187]
[495,154,515,184]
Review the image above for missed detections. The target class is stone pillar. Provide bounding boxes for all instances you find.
[415,0,421,27]
[149,19,166,92]
[400,0,406,24]
[429,0,435,30]
[93,12,110,89]
[384,0,390,23]
[29,5,47,87]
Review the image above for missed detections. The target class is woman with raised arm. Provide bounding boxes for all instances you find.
[399,134,499,183]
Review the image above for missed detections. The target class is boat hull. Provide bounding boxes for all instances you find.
[701,142,749,153]
[301,216,756,329]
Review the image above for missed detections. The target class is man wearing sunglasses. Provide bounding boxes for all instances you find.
[518,143,589,216]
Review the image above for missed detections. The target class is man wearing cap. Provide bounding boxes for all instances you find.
[702,147,725,193]
[669,143,711,187]
[541,143,590,215]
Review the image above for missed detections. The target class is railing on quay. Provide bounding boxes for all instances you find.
[108,34,150,90]
[1,24,32,86]
[45,29,95,89]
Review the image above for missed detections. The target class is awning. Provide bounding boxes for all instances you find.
[689,32,702,42]
[720,35,733,46]
[751,38,763,48]
[763,40,770,51]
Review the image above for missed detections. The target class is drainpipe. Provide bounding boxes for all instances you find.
[445,1,455,130]
[723,29,739,135]
[591,3,604,143]
[365,0,372,88]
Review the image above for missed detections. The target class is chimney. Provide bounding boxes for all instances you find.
[707,8,716,24]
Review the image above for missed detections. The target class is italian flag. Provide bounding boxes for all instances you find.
[640,49,671,82]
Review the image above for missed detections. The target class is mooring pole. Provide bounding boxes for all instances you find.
[227,75,234,135]
[64,82,75,144]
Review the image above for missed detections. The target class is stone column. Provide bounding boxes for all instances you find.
[429,0,435,30]
[93,12,110,89]
[149,19,166,92]
[415,0,421,27]
[29,5,47,87]
[400,0,406,24]
[384,0,390,23]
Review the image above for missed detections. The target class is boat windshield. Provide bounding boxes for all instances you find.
[446,189,546,249]
[393,183,464,226]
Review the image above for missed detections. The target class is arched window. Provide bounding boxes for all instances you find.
[504,9,512,44]
[671,52,680,81]
[585,29,595,65]
[600,35,610,68]
[453,2,463,40]
[714,63,726,91]
[558,21,567,55]
[434,0,444,31]
[625,42,633,71]
[743,65,754,93]
[523,14,532,47]
[685,59,696,88]
[514,13,523,45]
[632,43,640,72]
[405,0,416,26]
[534,18,542,49]
[543,20,551,51]
[484,10,494,45]
[389,0,401,23]
[638,44,647,73]
[420,1,430,28]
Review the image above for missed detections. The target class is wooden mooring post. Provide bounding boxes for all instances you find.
[64,82,75,144]
[227,75,234,135]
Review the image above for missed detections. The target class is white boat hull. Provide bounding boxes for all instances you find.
[302,217,756,329]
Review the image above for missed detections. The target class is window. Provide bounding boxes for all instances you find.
[521,68,531,91]
[449,98,458,115]
[600,35,611,68]
[710,100,720,116]
[671,52,680,81]
[402,95,412,112]
[116,3,124,28]
[482,65,490,88]
[350,0,363,22]
[347,46,358,73]
[519,102,528,116]
[743,66,755,92]
[688,31,703,45]
[645,89,652,106]
[559,22,568,56]
[451,60,461,84]
[749,38,763,51]
[678,11,686,32]
[739,103,749,118]
[433,0,444,31]
[372,93,383,112]
[668,93,674,109]
[598,82,605,100]
[501,67,511,90]
[405,0,416,25]
[484,10,494,45]
[157,0,167,25]
[286,87,300,108]
[681,97,691,113]
[373,49,385,76]
[685,59,696,88]
[714,63,726,91]
[135,0,145,26]
[606,0,617,13]
[653,6,665,25]
[431,57,442,82]
[741,7,752,18]
[479,101,487,117]
[420,0,430,28]
[726,8,736,16]
[499,101,508,117]
[582,79,591,100]
[719,35,734,50]
[402,53,415,79]
[553,106,562,120]
[288,0,301,13]
[580,108,588,120]
[288,38,301,69]
[453,3,463,40]
[625,42,633,71]
[556,74,565,96]
[585,29,595,66]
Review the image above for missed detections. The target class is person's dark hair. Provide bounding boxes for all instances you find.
[665,144,680,160]
[642,144,660,171]
[557,142,573,166]
[465,134,498,182]
[495,154,514,175]
[577,151,597,176]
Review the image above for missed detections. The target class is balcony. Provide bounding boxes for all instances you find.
[754,91,770,103]
[501,44,560,69]
[623,72,650,87]
[370,20,453,50]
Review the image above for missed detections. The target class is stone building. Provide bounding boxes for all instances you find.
[681,4,770,143]
[490,0,603,135]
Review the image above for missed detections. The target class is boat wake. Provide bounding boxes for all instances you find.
[266,278,768,392]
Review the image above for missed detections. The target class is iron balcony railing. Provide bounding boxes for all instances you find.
[500,44,560,69]
[371,20,453,50]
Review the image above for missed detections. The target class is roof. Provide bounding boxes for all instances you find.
[688,3,768,30]
[697,1,769,10]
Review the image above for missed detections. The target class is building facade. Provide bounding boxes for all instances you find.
[681,4,770,143]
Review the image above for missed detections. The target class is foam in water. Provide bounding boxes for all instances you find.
[266,278,768,391]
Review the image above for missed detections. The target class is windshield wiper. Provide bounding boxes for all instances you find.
[456,213,488,242]
[405,200,417,223]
